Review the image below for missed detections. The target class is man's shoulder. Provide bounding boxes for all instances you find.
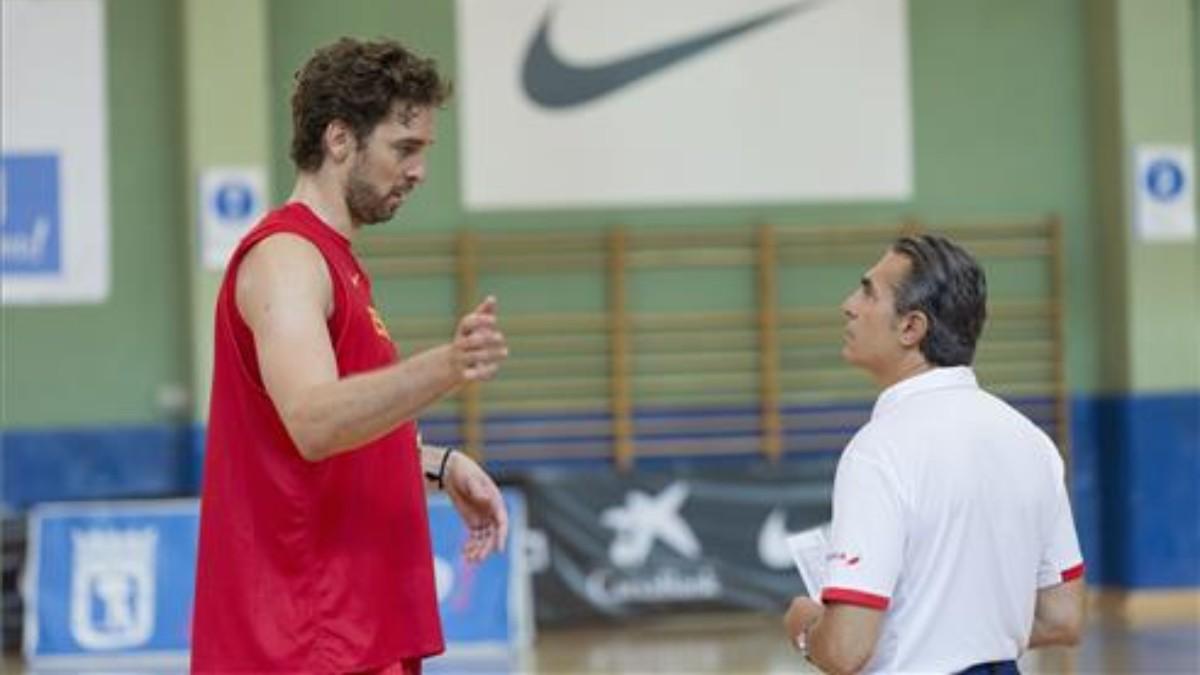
[229,227,333,317]
[235,231,327,287]
[844,419,895,462]
[972,386,1057,440]
[250,204,319,241]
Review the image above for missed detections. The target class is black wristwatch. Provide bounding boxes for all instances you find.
[424,446,456,490]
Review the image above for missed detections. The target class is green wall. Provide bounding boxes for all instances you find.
[2,0,189,428]
[267,0,1101,391]
[181,0,272,420]
[1118,0,1199,392]
[7,0,1199,429]
[267,0,458,229]
[1087,0,1200,394]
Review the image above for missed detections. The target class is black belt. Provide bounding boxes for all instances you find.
[957,660,1019,675]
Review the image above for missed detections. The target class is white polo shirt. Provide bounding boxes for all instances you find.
[822,367,1084,673]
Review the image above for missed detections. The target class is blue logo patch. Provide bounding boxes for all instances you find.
[1,154,63,275]
[213,181,256,222]
[1145,159,1185,201]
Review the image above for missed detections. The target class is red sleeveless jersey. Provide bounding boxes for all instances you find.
[191,203,444,672]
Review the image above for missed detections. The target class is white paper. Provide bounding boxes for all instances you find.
[198,166,267,270]
[1134,145,1197,242]
[786,523,831,600]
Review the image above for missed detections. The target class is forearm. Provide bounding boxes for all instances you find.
[1028,608,1082,648]
[787,601,878,675]
[286,344,461,460]
[807,620,870,675]
[1028,617,1075,649]
[1027,580,1084,648]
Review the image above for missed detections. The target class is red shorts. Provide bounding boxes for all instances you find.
[357,658,422,675]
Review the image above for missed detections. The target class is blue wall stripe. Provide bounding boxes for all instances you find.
[4,392,1197,589]
[1070,392,1200,588]
[1,424,193,510]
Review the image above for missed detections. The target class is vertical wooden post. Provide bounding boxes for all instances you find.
[757,224,783,462]
[457,231,483,458]
[609,228,634,471]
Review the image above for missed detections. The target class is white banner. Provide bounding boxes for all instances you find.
[456,0,912,210]
[1,0,110,304]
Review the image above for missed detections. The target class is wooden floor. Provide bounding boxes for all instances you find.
[5,610,1198,674]
[437,611,1200,674]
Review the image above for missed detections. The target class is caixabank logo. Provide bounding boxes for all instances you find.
[585,482,721,607]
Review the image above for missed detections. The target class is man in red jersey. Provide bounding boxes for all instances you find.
[191,38,509,674]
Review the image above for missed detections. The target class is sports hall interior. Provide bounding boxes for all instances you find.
[1,0,1197,673]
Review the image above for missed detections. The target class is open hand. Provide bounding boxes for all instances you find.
[444,450,509,563]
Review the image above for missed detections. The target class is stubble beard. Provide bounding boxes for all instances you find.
[345,162,402,227]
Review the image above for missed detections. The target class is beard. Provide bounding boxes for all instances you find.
[345,162,404,226]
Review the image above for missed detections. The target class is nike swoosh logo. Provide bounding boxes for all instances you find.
[522,1,827,109]
[757,507,794,570]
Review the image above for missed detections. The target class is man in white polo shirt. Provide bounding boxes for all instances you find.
[783,235,1085,674]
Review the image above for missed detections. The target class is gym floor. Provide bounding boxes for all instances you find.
[6,605,1197,674]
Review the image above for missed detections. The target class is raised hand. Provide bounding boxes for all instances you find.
[451,295,508,382]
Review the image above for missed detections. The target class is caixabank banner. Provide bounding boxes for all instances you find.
[22,493,530,667]
[523,460,837,625]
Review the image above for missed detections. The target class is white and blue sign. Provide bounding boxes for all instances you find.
[199,166,267,270]
[2,0,110,304]
[1,154,62,275]
[430,490,533,652]
[1134,145,1196,242]
[24,492,531,667]
[24,501,199,668]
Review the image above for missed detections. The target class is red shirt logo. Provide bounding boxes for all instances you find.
[827,551,862,566]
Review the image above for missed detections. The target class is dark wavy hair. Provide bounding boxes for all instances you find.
[890,235,988,367]
[290,37,450,171]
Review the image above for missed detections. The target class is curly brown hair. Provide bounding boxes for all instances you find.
[289,37,450,171]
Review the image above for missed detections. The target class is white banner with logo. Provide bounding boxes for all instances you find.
[1,0,110,304]
[456,0,911,209]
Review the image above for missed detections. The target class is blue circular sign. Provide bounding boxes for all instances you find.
[1145,159,1184,201]
[214,182,255,221]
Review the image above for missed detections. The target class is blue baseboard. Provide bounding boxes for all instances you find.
[3,392,1197,590]
[1071,391,1200,588]
[0,424,195,511]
